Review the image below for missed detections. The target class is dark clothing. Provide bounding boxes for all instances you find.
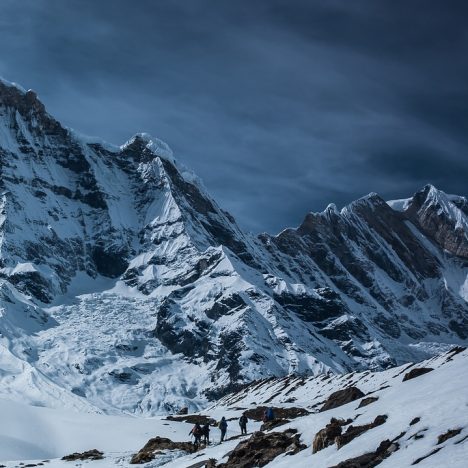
[220,428,227,442]
[239,415,248,435]
[190,424,203,446]
[262,407,275,422]
[266,407,275,421]
[202,424,210,445]
[219,418,228,442]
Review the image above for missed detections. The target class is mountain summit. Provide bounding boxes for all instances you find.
[0,78,467,414]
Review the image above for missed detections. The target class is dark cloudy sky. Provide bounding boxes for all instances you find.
[1,0,467,233]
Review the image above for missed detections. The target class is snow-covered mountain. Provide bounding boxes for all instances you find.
[0,77,467,415]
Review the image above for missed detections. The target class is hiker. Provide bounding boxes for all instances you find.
[202,423,210,445]
[263,407,275,422]
[267,407,275,421]
[219,416,228,442]
[239,414,248,435]
[189,422,203,447]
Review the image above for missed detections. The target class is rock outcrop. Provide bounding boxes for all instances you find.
[218,429,306,467]
[61,449,104,461]
[320,387,365,412]
[437,428,462,444]
[335,415,388,449]
[313,418,351,453]
[402,368,434,382]
[243,406,309,421]
[357,396,379,408]
[329,439,399,468]
[130,437,197,464]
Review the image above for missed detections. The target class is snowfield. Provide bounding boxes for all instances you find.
[0,348,466,467]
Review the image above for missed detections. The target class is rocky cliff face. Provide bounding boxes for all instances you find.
[0,78,467,414]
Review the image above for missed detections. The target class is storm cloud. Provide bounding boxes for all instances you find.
[0,0,467,232]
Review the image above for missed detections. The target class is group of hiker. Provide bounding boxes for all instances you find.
[189,422,212,446]
[189,416,231,446]
[189,407,276,446]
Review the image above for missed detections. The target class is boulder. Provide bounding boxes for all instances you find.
[243,406,309,421]
[312,418,351,453]
[130,436,197,464]
[320,387,365,412]
[329,439,399,468]
[166,414,216,425]
[218,428,306,467]
[357,396,379,408]
[402,367,433,382]
[260,419,290,432]
[62,449,104,461]
[178,406,189,415]
[335,415,388,449]
[437,428,462,444]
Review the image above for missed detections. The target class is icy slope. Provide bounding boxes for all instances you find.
[1,77,468,414]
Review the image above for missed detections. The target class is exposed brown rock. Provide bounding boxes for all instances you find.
[166,414,216,425]
[177,406,189,415]
[329,439,399,468]
[402,368,434,382]
[335,415,388,449]
[260,419,290,432]
[186,459,217,468]
[243,406,309,421]
[412,447,443,465]
[437,428,462,444]
[357,396,379,408]
[218,428,306,467]
[61,449,104,461]
[409,431,425,441]
[312,418,351,453]
[130,436,198,464]
[320,387,365,412]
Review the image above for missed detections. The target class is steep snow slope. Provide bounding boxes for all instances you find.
[1,348,466,467]
[1,77,468,415]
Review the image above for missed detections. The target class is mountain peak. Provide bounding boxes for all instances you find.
[120,132,174,163]
[0,77,46,115]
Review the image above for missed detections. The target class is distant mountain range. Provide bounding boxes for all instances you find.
[0,77,467,414]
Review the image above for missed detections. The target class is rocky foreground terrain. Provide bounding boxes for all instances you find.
[0,77,467,416]
[1,347,466,466]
